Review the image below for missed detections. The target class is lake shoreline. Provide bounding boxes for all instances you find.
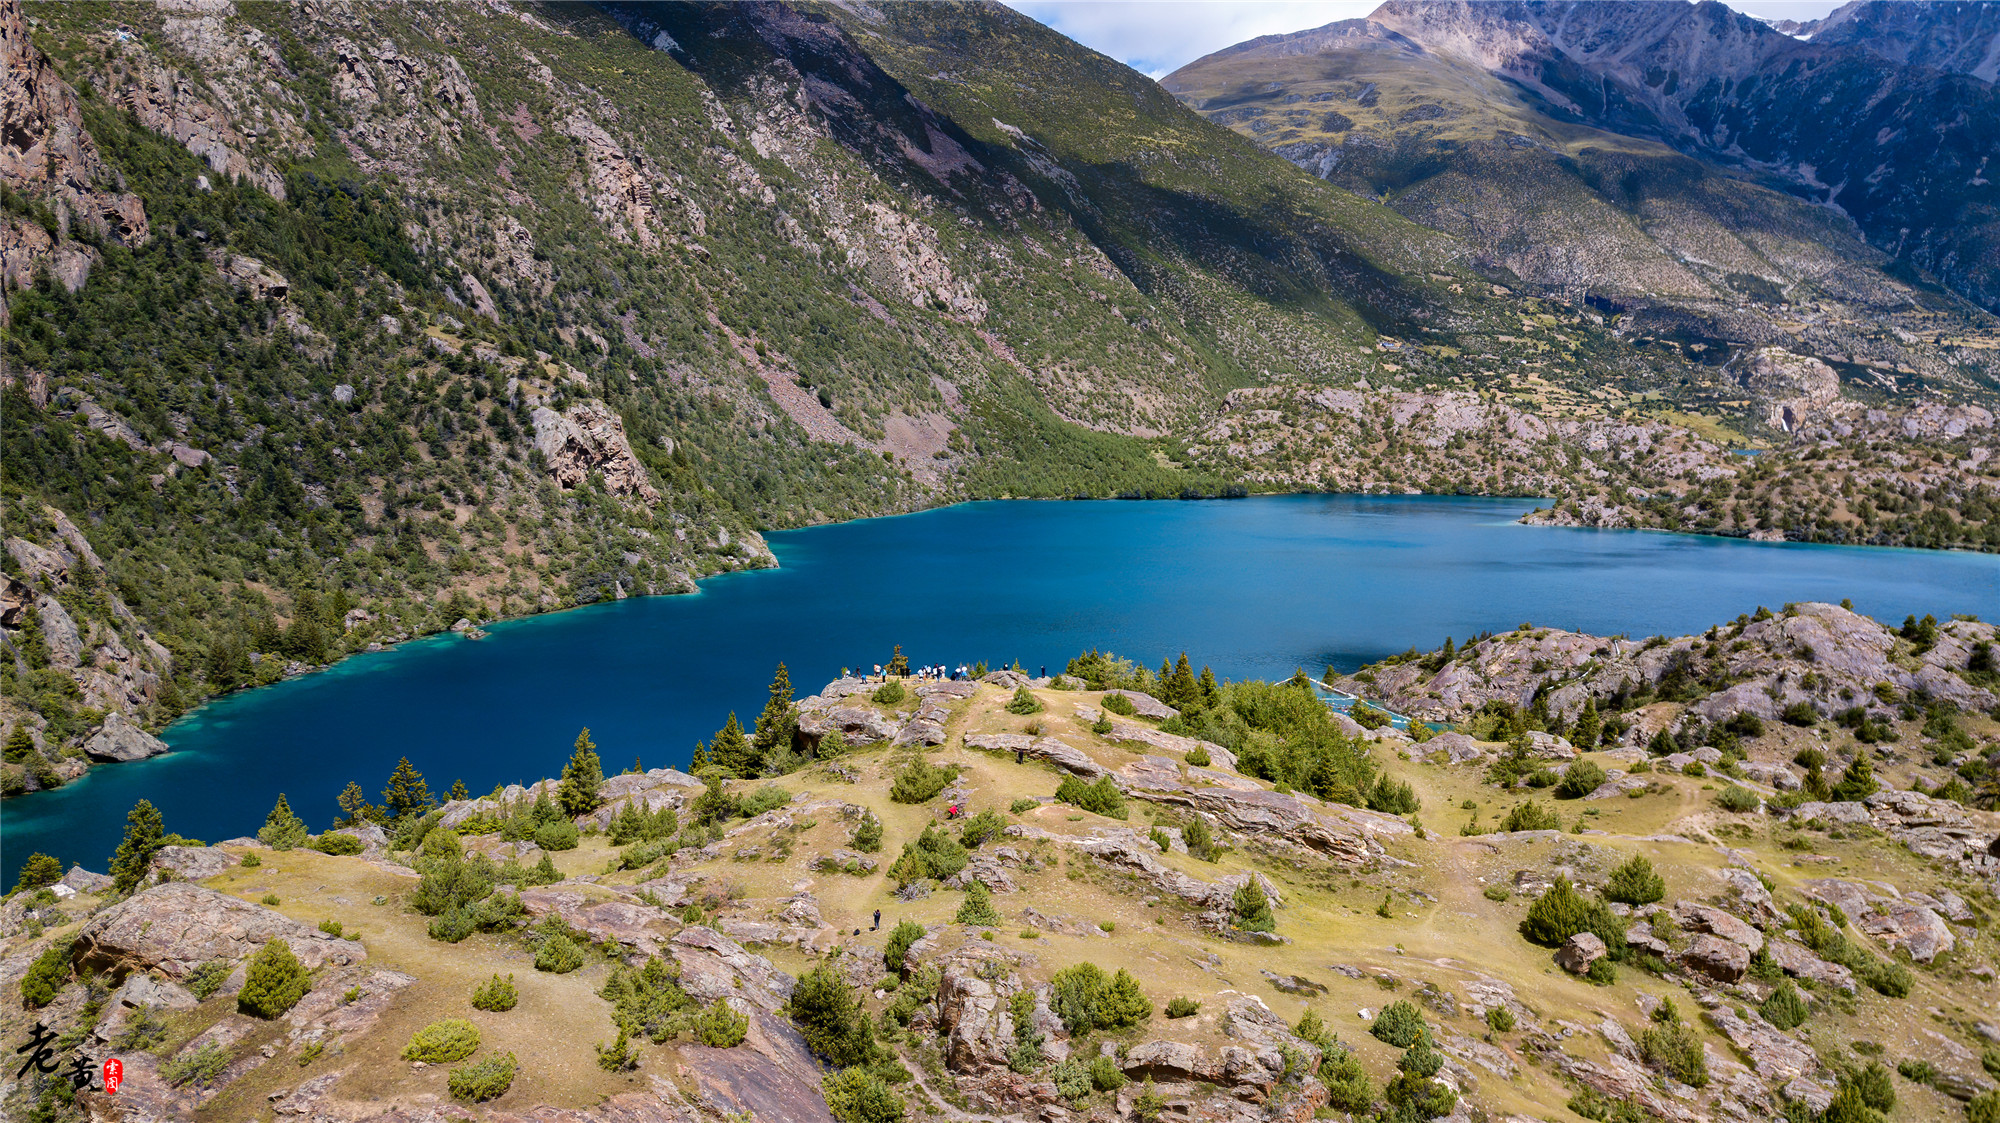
[5,492,1992,825]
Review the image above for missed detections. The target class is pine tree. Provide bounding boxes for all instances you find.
[238,938,310,1018]
[558,728,604,817]
[110,799,166,894]
[1832,753,1878,802]
[708,713,754,777]
[751,663,798,765]
[1232,878,1275,933]
[335,781,371,826]
[258,793,309,850]
[1573,698,1602,749]
[1198,666,1219,705]
[886,645,909,677]
[12,852,62,893]
[4,726,35,763]
[448,779,470,802]
[689,740,710,773]
[1164,653,1198,710]
[382,757,434,821]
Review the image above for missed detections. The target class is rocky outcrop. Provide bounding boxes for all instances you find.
[150,845,239,883]
[532,401,665,503]
[73,883,366,980]
[964,732,1105,777]
[0,0,148,294]
[1677,934,1751,983]
[81,711,171,762]
[1740,348,1844,433]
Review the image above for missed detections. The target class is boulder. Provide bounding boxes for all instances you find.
[1413,731,1493,765]
[936,960,1021,1073]
[964,732,1105,777]
[74,883,366,980]
[1124,1038,1221,1082]
[82,711,170,762]
[1104,691,1177,720]
[1555,932,1608,974]
[1764,938,1855,993]
[979,670,1031,689]
[114,971,198,1011]
[1786,801,1872,825]
[1671,901,1764,952]
[150,845,239,883]
[797,704,901,744]
[1855,900,1954,963]
[1678,934,1750,982]
[60,866,113,894]
[518,886,677,956]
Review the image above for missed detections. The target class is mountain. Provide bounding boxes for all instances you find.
[1165,0,2000,343]
[4,618,1998,1122]
[1796,0,2000,83]
[2,0,1997,794]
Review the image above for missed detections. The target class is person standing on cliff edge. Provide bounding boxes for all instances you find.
[872,909,881,931]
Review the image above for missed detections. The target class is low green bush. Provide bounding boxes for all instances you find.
[1715,785,1760,812]
[472,973,518,1011]
[1005,686,1044,715]
[1055,774,1126,819]
[1556,760,1607,799]
[871,681,907,705]
[695,998,749,1046]
[186,959,232,1000]
[1184,745,1210,767]
[889,758,958,804]
[1165,997,1199,1018]
[1500,801,1562,832]
[19,940,74,1008]
[403,1019,481,1063]
[1101,693,1137,716]
[1371,1000,1427,1048]
[536,932,584,974]
[534,820,579,851]
[1008,798,1038,814]
[239,938,310,1018]
[448,1052,517,1102]
[1605,855,1666,905]
[309,832,364,856]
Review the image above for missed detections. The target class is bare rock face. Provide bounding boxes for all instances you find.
[1705,1006,1819,1082]
[82,711,170,763]
[1740,348,1843,433]
[1677,933,1751,983]
[531,401,664,503]
[1764,938,1856,993]
[964,732,1106,777]
[150,845,239,883]
[670,925,797,1010]
[74,883,366,980]
[1104,690,1178,720]
[1671,901,1764,953]
[0,0,148,292]
[1555,932,1607,973]
[797,703,902,745]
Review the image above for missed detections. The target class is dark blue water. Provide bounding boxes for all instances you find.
[5,495,1994,882]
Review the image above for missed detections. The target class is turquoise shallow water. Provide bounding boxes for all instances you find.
[4,494,1994,882]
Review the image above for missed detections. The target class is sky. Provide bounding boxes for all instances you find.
[1001,0,1852,78]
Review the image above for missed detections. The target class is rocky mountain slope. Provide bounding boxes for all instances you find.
[4,612,1998,1123]
[3,0,1997,796]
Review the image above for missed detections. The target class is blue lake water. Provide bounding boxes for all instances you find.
[4,494,1994,883]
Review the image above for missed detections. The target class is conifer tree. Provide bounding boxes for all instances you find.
[751,663,798,764]
[4,726,35,763]
[110,799,166,894]
[1198,666,1219,705]
[558,728,604,817]
[1164,653,1198,710]
[259,793,309,850]
[1573,698,1602,749]
[382,757,434,822]
[689,740,710,773]
[886,645,909,677]
[448,779,470,802]
[708,713,754,777]
[12,852,62,893]
[336,781,371,826]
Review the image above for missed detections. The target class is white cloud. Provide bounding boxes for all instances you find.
[1001,0,1852,79]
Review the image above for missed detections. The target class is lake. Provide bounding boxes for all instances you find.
[5,494,1994,884]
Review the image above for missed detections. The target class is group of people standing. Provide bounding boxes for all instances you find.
[868,663,974,682]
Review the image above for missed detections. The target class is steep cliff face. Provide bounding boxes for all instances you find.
[0,0,146,296]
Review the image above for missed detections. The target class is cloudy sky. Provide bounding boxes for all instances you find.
[1001,0,1851,78]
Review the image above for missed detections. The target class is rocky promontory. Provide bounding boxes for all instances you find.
[5,623,1998,1123]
